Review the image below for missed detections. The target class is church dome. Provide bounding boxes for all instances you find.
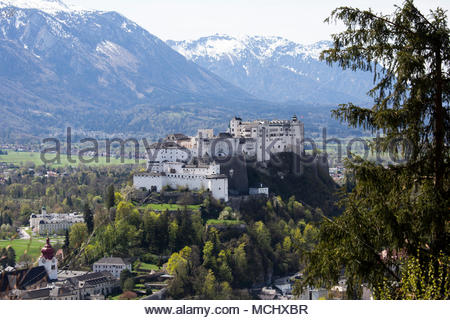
[41,237,55,260]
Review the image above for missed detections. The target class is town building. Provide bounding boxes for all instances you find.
[57,270,89,281]
[19,272,120,300]
[62,271,120,299]
[249,184,269,196]
[93,257,132,279]
[0,266,48,299]
[1,238,121,300]
[29,207,84,235]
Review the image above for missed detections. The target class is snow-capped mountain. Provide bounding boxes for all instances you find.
[0,1,263,139]
[168,35,374,105]
[0,0,82,14]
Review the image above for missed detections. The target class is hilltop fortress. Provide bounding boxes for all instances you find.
[133,116,304,201]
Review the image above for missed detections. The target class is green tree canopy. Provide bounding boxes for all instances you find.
[299,0,449,299]
[120,269,133,289]
[69,223,89,250]
[123,278,135,292]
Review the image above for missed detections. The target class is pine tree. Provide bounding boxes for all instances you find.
[64,229,70,249]
[106,184,115,210]
[298,0,449,299]
[120,269,133,289]
[83,203,94,234]
[65,196,73,208]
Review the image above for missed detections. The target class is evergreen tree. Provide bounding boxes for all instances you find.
[64,229,70,249]
[120,269,133,289]
[0,247,7,268]
[299,0,449,299]
[65,196,73,208]
[6,247,15,267]
[123,278,135,292]
[106,184,115,210]
[4,213,12,226]
[83,203,94,234]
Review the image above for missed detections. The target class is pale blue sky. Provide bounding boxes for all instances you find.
[68,0,450,44]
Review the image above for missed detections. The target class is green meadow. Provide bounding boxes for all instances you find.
[143,203,202,212]
[0,151,143,168]
[0,236,65,260]
[0,238,45,260]
[206,219,244,226]
[134,261,161,272]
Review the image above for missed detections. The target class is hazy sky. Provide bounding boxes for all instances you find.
[68,0,450,44]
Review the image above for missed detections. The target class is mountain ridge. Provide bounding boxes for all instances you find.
[0,1,365,142]
[167,34,374,105]
[0,0,85,14]
[0,2,279,141]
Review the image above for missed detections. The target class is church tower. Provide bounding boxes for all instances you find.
[39,237,58,281]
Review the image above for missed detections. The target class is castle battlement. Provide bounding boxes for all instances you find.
[135,116,304,201]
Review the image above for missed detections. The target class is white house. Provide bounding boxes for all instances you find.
[30,208,84,235]
[93,257,132,279]
[249,184,269,196]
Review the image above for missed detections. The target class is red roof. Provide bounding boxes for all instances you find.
[41,238,55,260]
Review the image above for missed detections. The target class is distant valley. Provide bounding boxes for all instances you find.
[0,1,371,142]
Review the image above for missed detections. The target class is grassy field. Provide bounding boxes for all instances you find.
[0,151,143,168]
[0,237,64,260]
[0,238,45,259]
[206,219,244,226]
[144,203,201,212]
[134,261,160,272]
